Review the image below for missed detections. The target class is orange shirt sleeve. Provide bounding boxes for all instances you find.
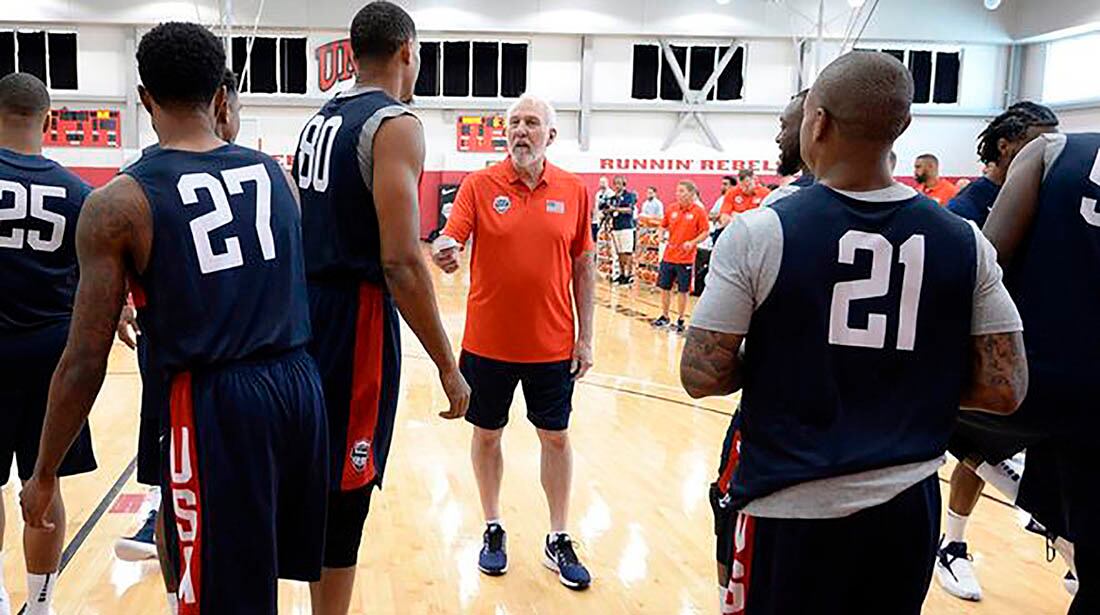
[720,190,736,215]
[661,208,671,229]
[442,174,477,244]
[571,186,595,257]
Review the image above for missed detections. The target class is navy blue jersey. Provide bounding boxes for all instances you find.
[606,190,637,230]
[947,176,1000,226]
[733,185,976,507]
[1008,133,1100,399]
[0,149,90,332]
[294,89,411,284]
[124,144,310,375]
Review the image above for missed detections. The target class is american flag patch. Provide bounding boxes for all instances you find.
[546,199,566,214]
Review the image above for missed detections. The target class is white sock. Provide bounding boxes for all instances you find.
[549,531,568,541]
[975,460,1021,502]
[485,518,502,528]
[1054,537,1077,577]
[25,572,57,615]
[167,592,179,615]
[945,510,969,544]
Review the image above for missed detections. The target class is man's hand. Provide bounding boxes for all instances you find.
[438,367,471,419]
[682,240,696,252]
[116,304,140,349]
[571,339,594,381]
[20,474,59,531]
[431,236,462,274]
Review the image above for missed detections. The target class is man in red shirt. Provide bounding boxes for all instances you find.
[719,169,771,227]
[652,181,710,332]
[914,153,959,205]
[431,94,595,590]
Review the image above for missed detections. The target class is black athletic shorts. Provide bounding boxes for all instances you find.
[0,322,96,485]
[657,262,693,293]
[461,351,575,431]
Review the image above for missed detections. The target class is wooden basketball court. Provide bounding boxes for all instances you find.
[0,260,1071,614]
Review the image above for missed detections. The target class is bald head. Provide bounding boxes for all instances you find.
[0,73,50,119]
[808,51,913,143]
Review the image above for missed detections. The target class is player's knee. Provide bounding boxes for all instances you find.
[472,427,504,447]
[537,428,569,451]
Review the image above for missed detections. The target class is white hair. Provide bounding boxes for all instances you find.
[506,94,557,129]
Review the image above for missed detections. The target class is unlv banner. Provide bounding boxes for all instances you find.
[316,38,356,93]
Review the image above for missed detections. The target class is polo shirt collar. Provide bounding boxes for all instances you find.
[501,157,551,189]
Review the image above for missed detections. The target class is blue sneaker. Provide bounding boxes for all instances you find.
[478,523,508,576]
[114,508,159,561]
[543,533,591,590]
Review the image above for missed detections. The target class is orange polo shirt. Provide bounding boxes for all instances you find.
[662,201,710,265]
[920,179,959,206]
[442,159,593,363]
[720,185,771,215]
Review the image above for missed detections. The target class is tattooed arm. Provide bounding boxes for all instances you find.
[680,327,745,399]
[961,332,1028,415]
[23,175,151,528]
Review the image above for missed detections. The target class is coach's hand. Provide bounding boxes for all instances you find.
[117,304,141,349]
[20,474,59,531]
[433,247,461,274]
[439,367,471,420]
[572,339,594,381]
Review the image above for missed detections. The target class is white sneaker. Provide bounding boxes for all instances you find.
[1064,571,1079,596]
[935,540,983,602]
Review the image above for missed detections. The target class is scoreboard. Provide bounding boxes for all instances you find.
[43,109,121,148]
[456,115,506,153]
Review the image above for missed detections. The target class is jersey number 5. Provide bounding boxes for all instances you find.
[829,231,926,351]
[0,181,68,253]
[1081,150,1100,227]
[177,164,276,275]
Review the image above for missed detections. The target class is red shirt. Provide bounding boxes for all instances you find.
[442,159,593,363]
[662,202,710,265]
[721,185,771,215]
[920,179,960,206]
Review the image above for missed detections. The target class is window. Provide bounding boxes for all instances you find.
[0,30,78,90]
[631,43,744,102]
[230,35,307,94]
[856,47,960,105]
[1043,32,1100,103]
[417,40,526,99]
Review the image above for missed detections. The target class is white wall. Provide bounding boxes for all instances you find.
[1056,109,1100,132]
[4,17,1019,177]
[1013,0,1100,41]
[8,0,1017,43]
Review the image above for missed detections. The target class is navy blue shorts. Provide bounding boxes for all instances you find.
[657,261,693,293]
[308,281,401,567]
[135,334,169,486]
[0,322,96,485]
[162,348,328,614]
[461,351,575,431]
[727,475,939,615]
[711,410,742,568]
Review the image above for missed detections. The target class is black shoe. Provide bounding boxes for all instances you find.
[478,523,508,576]
[675,319,685,333]
[652,315,670,327]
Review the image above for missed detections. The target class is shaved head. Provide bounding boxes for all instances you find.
[808,51,913,143]
[0,73,51,118]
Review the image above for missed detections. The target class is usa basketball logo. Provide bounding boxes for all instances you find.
[350,439,371,472]
[493,195,512,214]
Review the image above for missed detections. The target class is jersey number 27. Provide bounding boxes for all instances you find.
[177,164,276,275]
